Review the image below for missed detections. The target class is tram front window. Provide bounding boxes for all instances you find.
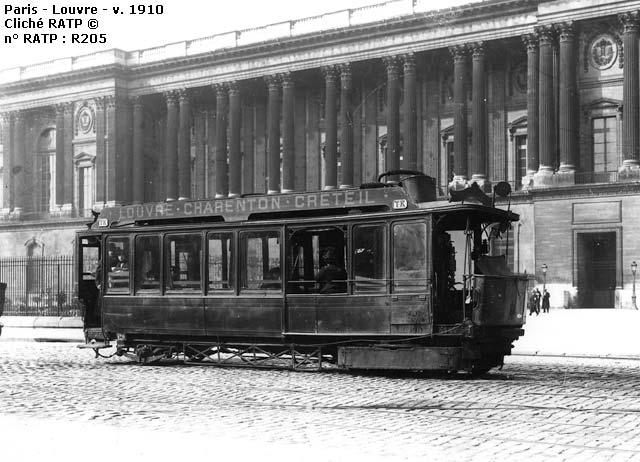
[393,221,428,293]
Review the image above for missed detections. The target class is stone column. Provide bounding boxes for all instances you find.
[266,76,281,194]
[522,34,539,188]
[62,102,74,212]
[323,66,339,190]
[106,95,129,205]
[95,98,106,206]
[1,113,13,213]
[131,96,144,204]
[164,91,179,201]
[214,84,229,198]
[619,11,640,177]
[228,82,242,198]
[281,73,295,193]
[470,42,489,191]
[193,102,207,200]
[557,22,577,184]
[383,56,401,175]
[178,89,192,201]
[55,104,65,209]
[12,111,25,215]
[403,54,418,173]
[534,26,556,187]
[340,63,354,188]
[450,45,469,189]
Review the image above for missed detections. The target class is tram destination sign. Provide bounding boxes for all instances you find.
[98,187,414,226]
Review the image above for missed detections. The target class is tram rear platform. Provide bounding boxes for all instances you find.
[1,309,638,359]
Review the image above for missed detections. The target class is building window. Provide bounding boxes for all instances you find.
[78,166,92,211]
[445,139,455,182]
[37,129,56,212]
[508,116,528,189]
[592,116,617,174]
[74,152,95,216]
[515,134,527,181]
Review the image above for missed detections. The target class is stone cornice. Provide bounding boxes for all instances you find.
[505,180,640,204]
[3,0,637,105]
[1,1,538,99]
[0,64,128,96]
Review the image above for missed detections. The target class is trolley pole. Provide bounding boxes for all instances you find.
[632,261,637,310]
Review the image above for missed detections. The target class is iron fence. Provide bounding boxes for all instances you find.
[0,256,81,317]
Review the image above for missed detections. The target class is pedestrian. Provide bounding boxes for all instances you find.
[528,289,536,316]
[528,288,540,316]
[541,289,550,313]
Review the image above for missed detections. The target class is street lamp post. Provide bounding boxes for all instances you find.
[632,261,637,310]
[541,263,547,293]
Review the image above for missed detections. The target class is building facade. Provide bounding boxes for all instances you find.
[1,0,639,309]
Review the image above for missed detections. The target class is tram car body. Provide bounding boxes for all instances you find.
[76,172,527,373]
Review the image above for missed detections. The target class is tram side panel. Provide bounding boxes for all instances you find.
[204,295,283,338]
[103,296,206,337]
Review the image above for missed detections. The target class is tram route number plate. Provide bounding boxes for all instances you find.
[392,199,408,210]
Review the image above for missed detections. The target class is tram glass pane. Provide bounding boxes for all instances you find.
[241,231,281,290]
[134,235,160,292]
[105,236,130,293]
[353,224,386,293]
[165,234,202,293]
[287,227,347,294]
[208,232,234,291]
[393,222,428,293]
[82,241,99,281]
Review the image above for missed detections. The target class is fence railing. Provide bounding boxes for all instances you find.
[0,256,80,317]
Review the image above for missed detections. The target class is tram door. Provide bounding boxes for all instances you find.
[76,234,101,329]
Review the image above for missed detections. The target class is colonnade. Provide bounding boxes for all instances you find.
[2,13,640,216]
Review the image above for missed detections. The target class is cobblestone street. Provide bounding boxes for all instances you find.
[1,342,639,461]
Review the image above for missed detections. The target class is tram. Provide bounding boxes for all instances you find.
[76,171,528,373]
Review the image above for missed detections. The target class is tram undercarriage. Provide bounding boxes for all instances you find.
[82,327,523,374]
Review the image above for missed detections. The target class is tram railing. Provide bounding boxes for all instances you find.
[0,256,82,317]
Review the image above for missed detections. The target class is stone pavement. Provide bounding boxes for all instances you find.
[512,308,640,359]
[1,343,640,462]
[1,308,639,359]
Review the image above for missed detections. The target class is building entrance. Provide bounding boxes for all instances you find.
[577,232,616,308]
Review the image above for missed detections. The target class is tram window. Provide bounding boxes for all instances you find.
[353,224,386,293]
[165,234,202,293]
[287,227,347,294]
[81,241,99,281]
[208,232,234,292]
[135,235,160,292]
[241,231,281,291]
[105,236,130,294]
[393,222,428,293]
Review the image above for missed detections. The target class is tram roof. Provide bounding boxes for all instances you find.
[90,185,517,230]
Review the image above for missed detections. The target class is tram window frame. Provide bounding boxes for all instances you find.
[104,236,131,294]
[207,231,235,293]
[134,234,161,293]
[352,223,387,293]
[392,220,429,293]
[164,233,203,294]
[286,225,348,294]
[240,229,282,292]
